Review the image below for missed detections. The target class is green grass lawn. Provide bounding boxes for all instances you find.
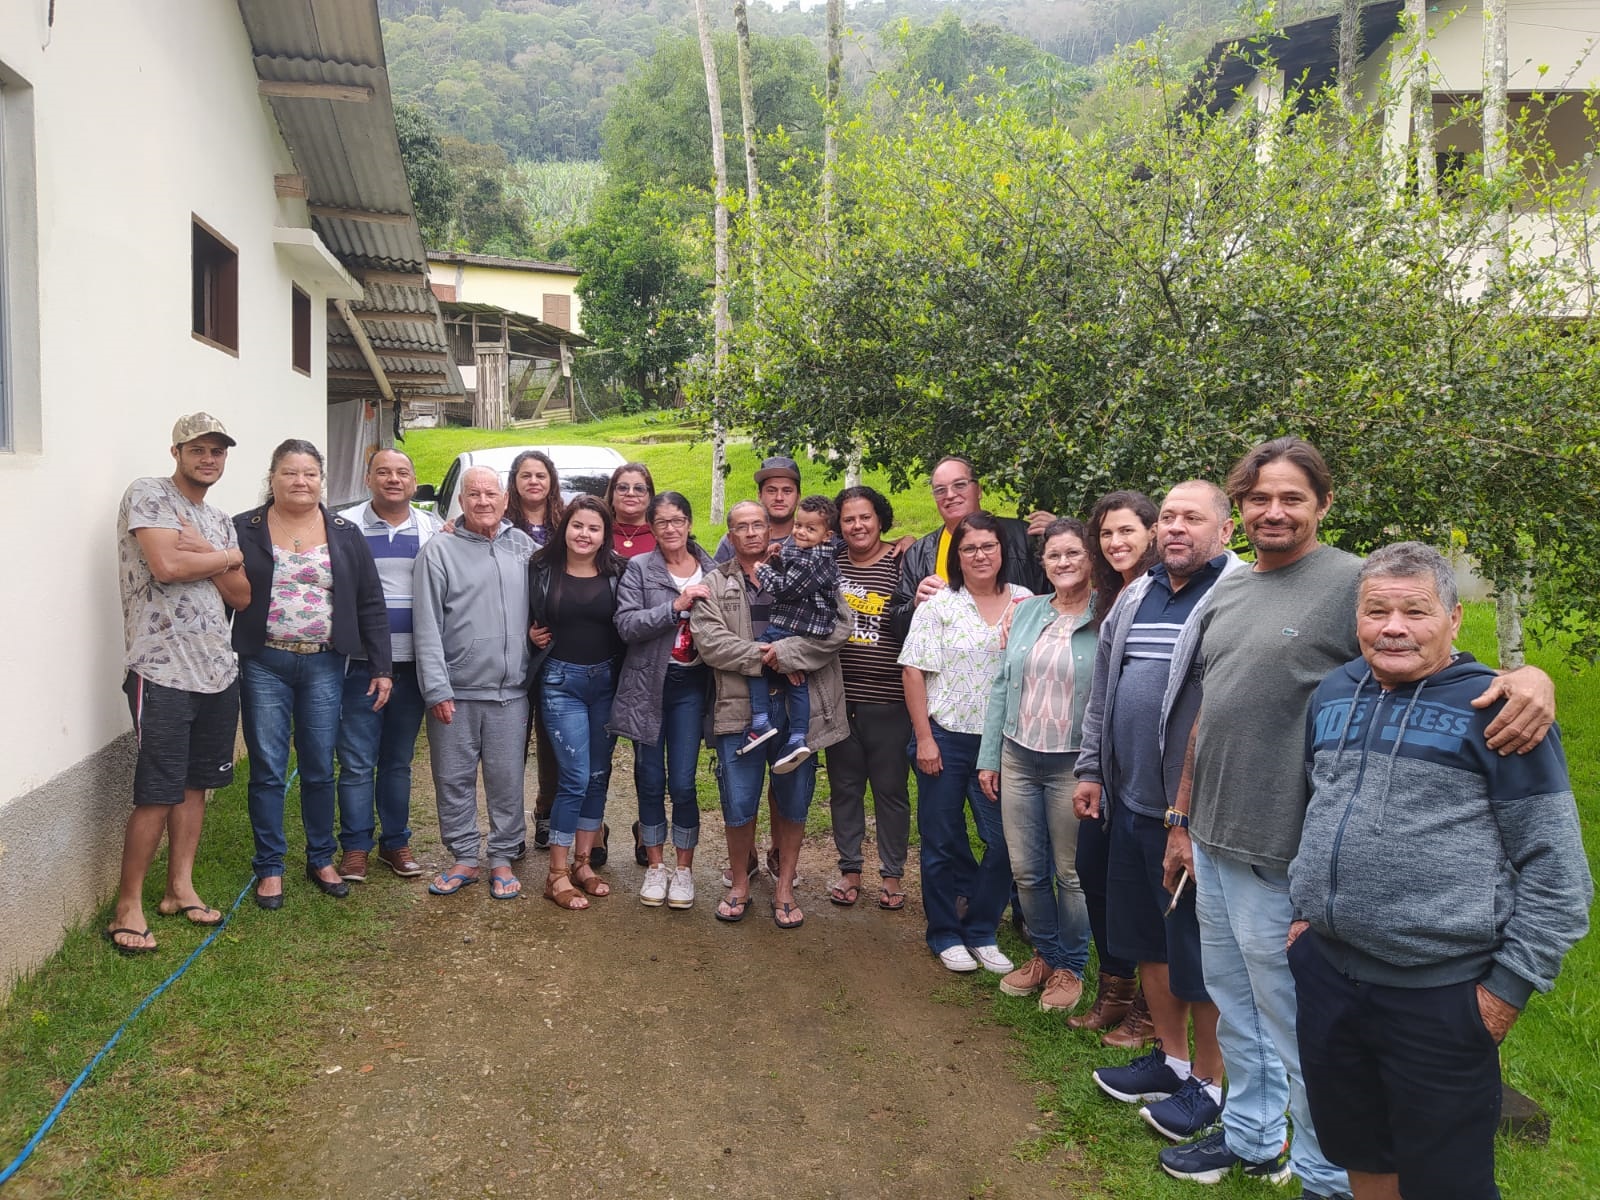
[400,411,959,544]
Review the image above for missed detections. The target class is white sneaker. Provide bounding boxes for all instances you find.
[970,944,1014,974]
[667,867,696,909]
[639,864,669,907]
[771,742,813,775]
[938,945,980,973]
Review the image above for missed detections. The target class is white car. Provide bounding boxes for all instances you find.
[430,444,628,523]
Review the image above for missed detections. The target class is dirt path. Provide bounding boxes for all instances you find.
[175,761,1081,1199]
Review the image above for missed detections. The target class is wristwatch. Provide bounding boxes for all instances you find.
[1163,808,1190,829]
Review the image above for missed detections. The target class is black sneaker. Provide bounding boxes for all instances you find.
[1140,1075,1222,1142]
[632,820,649,867]
[532,816,551,850]
[510,841,527,862]
[590,823,611,868]
[1092,1042,1183,1103]
[1158,1128,1291,1185]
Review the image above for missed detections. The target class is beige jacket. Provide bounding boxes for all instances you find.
[690,557,851,747]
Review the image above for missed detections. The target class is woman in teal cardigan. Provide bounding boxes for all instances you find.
[978,517,1099,1014]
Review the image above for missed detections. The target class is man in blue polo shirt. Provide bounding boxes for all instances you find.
[335,448,443,880]
[1075,481,1245,1145]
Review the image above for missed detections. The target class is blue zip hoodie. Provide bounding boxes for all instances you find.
[1291,652,1591,1009]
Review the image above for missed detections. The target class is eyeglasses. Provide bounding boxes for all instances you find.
[730,522,768,535]
[614,483,650,494]
[1044,550,1087,564]
[958,541,1002,558]
[653,516,688,530]
[931,479,976,501]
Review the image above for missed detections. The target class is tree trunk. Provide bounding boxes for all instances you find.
[1495,580,1528,670]
[1407,0,1436,199]
[1338,0,1362,112]
[695,0,731,524]
[822,0,841,232]
[1483,0,1510,273]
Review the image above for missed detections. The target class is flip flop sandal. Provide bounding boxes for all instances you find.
[828,881,861,907]
[102,927,156,955]
[772,900,805,930]
[428,870,480,896]
[158,903,223,926]
[489,874,522,900]
[715,892,752,923]
[878,885,908,911]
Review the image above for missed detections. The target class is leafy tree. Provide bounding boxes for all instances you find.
[395,101,458,245]
[568,186,707,403]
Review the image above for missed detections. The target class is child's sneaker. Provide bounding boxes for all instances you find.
[737,724,780,756]
[772,740,812,774]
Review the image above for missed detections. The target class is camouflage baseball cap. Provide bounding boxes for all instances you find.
[171,412,236,448]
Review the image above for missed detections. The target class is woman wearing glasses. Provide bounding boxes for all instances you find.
[610,492,716,909]
[900,511,1033,974]
[975,518,1100,1013]
[604,462,656,558]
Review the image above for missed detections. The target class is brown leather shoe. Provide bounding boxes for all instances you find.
[377,845,424,878]
[1069,972,1138,1031]
[1101,987,1157,1049]
[337,849,369,882]
[1040,969,1085,1013]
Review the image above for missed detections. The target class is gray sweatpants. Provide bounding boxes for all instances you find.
[824,699,913,878]
[427,696,528,868]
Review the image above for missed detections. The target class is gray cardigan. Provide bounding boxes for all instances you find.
[1075,551,1244,810]
[608,544,717,744]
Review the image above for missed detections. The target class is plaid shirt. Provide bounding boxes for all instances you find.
[756,540,841,638]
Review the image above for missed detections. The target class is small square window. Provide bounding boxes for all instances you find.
[542,292,570,331]
[291,285,311,374]
[192,217,238,354]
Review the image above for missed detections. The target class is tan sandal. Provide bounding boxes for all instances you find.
[544,867,589,910]
[573,852,611,897]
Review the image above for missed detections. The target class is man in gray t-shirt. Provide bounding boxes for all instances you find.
[108,414,251,955]
[1156,437,1557,1194]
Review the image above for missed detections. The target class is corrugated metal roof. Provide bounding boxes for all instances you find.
[237,0,463,401]
[428,250,580,276]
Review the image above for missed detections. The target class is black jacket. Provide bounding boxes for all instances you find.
[892,515,1045,636]
[528,557,625,680]
[231,504,392,675]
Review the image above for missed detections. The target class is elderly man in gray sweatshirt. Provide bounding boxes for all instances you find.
[414,466,537,900]
[1288,542,1591,1200]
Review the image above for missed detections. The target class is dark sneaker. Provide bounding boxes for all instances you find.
[771,741,812,774]
[1141,1075,1222,1142]
[737,725,780,756]
[511,841,527,862]
[1093,1042,1183,1103]
[632,820,649,867]
[1158,1128,1291,1185]
[377,845,424,878]
[590,823,611,868]
[337,849,368,882]
[532,817,551,850]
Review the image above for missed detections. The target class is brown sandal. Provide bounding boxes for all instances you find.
[544,867,589,910]
[573,852,611,897]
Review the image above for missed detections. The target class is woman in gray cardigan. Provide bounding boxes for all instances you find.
[610,492,717,910]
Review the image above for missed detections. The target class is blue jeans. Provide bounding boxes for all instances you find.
[335,661,425,852]
[633,664,706,850]
[240,646,346,877]
[539,658,618,848]
[714,711,817,828]
[745,623,810,740]
[1194,840,1350,1197]
[998,740,1090,974]
[912,722,1010,955]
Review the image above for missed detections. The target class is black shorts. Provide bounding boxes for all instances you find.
[1105,802,1209,1002]
[124,671,240,806]
[1289,931,1503,1200]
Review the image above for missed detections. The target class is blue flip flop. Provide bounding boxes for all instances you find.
[489,873,522,900]
[428,870,480,896]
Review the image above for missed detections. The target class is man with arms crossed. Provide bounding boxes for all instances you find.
[335,448,443,880]
[109,413,250,953]
[1158,437,1554,1197]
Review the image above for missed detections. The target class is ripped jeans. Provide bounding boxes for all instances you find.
[537,658,618,848]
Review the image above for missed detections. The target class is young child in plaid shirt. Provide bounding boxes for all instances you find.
[740,494,841,773]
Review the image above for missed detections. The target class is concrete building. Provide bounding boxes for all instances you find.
[0,0,459,986]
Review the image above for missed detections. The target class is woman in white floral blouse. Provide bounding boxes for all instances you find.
[900,511,1033,975]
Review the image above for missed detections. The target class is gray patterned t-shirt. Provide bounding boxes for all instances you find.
[118,476,240,694]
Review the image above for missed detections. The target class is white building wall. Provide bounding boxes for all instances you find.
[0,0,338,982]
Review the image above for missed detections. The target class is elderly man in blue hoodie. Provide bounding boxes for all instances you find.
[414,465,537,901]
[1288,541,1591,1200]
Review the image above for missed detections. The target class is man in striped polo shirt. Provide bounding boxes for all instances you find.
[335,448,443,880]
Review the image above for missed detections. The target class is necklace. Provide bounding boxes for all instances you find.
[616,522,649,549]
[270,508,320,552]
